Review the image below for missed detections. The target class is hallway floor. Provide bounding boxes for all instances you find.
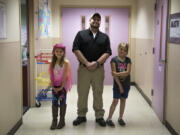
[15,86,170,135]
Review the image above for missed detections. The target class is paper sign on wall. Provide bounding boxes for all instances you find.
[169,13,180,44]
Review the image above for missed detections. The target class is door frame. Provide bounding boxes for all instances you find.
[21,0,31,114]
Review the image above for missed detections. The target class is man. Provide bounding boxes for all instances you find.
[72,13,112,127]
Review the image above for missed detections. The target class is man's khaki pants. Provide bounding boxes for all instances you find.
[77,64,105,118]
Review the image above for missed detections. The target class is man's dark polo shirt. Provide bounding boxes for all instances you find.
[72,29,112,62]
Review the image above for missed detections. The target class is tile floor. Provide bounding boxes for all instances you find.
[15,85,170,135]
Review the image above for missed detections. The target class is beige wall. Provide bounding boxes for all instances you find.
[134,39,154,101]
[0,0,20,42]
[134,0,155,101]
[0,0,22,134]
[136,0,155,39]
[165,0,180,134]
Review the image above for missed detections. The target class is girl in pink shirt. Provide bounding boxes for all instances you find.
[49,43,72,130]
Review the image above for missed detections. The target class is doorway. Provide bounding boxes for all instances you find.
[21,0,30,114]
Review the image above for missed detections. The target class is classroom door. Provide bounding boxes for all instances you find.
[153,0,168,122]
[62,8,129,84]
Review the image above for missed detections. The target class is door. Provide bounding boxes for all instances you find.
[21,0,30,114]
[62,8,129,84]
[153,0,168,121]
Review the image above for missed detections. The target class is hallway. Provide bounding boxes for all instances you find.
[15,86,170,135]
[1,0,180,134]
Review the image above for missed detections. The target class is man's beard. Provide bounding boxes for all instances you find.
[91,24,99,29]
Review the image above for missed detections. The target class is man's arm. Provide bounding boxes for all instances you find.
[96,35,111,65]
[74,50,96,71]
[73,50,89,66]
[96,53,110,65]
[72,32,91,67]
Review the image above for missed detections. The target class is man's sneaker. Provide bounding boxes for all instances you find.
[96,118,106,127]
[118,118,126,126]
[73,117,87,126]
[106,119,115,127]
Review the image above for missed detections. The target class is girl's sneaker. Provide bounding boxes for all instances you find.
[118,118,126,126]
[106,119,115,127]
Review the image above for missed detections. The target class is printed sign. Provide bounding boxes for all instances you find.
[169,13,180,44]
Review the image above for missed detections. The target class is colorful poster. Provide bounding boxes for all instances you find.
[38,0,50,37]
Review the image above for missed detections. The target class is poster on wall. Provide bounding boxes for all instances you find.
[0,2,6,39]
[169,13,180,44]
[38,0,51,37]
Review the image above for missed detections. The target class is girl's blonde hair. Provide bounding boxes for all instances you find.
[118,42,129,52]
[51,52,65,68]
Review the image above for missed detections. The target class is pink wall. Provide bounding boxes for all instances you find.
[62,8,129,84]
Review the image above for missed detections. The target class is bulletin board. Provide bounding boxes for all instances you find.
[168,13,180,44]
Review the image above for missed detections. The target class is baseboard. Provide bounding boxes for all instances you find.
[165,121,178,135]
[132,82,152,106]
[7,118,22,135]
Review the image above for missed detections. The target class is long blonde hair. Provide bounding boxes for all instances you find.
[51,51,65,68]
